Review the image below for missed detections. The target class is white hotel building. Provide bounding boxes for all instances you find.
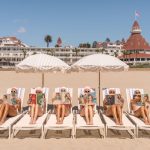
[0,37,123,68]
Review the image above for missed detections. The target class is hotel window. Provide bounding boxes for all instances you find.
[141,58,145,61]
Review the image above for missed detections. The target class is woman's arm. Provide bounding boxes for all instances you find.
[103,98,108,110]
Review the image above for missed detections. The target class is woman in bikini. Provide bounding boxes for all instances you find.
[103,89,124,125]
[52,88,71,124]
[131,91,150,125]
[0,88,21,125]
[28,88,46,124]
[79,87,95,125]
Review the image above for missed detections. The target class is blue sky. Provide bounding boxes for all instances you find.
[0,0,150,47]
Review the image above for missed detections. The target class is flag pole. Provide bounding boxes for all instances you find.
[134,10,136,20]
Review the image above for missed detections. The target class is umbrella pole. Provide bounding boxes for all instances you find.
[98,71,101,106]
[42,73,44,87]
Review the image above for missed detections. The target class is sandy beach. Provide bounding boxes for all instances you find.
[0,138,150,150]
[0,70,150,149]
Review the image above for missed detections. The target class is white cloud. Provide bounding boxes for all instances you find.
[17,27,27,33]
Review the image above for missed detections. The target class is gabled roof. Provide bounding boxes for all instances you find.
[123,21,150,51]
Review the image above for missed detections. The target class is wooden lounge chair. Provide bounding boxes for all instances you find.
[44,87,74,138]
[12,87,49,138]
[101,88,136,138]
[0,87,25,138]
[74,88,105,138]
[126,88,150,137]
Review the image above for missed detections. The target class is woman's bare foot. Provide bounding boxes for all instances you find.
[59,119,63,124]
[115,120,120,125]
[29,120,33,124]
[0,120,5,125]
[86,121,90,125]
[144,119,149,125]
[89,121,93,125]
[32,120,36,124]
[120,121,123,125]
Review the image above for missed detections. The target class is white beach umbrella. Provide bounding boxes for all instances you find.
[16,53,70,87]
[71,54,129,105]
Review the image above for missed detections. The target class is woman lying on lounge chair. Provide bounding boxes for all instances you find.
[52,87,71,124]
[28,88,46,124]
[131,91,150,125]
[103,89,124,125]
[79,87,95,125]
[0,88,21,125]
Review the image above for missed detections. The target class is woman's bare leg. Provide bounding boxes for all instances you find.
[144,108,150,124]
[60,105,65,124]
[116,105,123,125]
[56,105,62,124]
[0,103,9,125]
[111,105,119,125]
[0,104,5,121]
[135,106,149,124]
[88,106,93,125]
[85,105,90,125]
[33,105,39,124]
[30,104,36,124]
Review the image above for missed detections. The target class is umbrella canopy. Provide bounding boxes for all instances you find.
[16,53,70,87]
[71,54,129,72]
[70,54,129,106]
[16,53,70,73]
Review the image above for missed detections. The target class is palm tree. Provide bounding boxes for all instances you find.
[74,48,80,61]
[101,48,106,54]
[44,35,52,47]
[21,49,28,59]
[46,48,55,56]
[95,49,100,53]
[114,52,118,57]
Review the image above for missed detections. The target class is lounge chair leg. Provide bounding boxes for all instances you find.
[105,126,108,137]
[127,129,135,138]
[9,127,11,139]
[103,128,106,138]
[74,127,76,138]
[43,129,47,139]
[136,127,138,138]
[41,126,44,139]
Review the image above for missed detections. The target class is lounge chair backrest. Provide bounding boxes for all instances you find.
[30,87,49,113]
[102,88,121,101]
[7,87,25,112]
[126,88,144,113]
[78,88,97,112]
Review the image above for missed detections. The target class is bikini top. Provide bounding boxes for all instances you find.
[136,101,144,106]
[11,98,17,105]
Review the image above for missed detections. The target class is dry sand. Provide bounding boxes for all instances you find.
[0,138,150,150]
[0,70,150,149]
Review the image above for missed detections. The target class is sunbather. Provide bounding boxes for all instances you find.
[0,88,21,125]
[103,89,124,125]
[144,94,150,110]
[79,87,95,125]
[28,88,46,124]
[131,91,150,125]
[52,87,71,124]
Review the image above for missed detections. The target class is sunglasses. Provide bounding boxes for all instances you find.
[11,90,16,93]
[109,91,115,94]
[61,89,66,92]
[84,90,90,93]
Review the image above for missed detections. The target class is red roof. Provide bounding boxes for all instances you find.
[123,21,150,51]
[132,21,140,31]
[119,53,150,59]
